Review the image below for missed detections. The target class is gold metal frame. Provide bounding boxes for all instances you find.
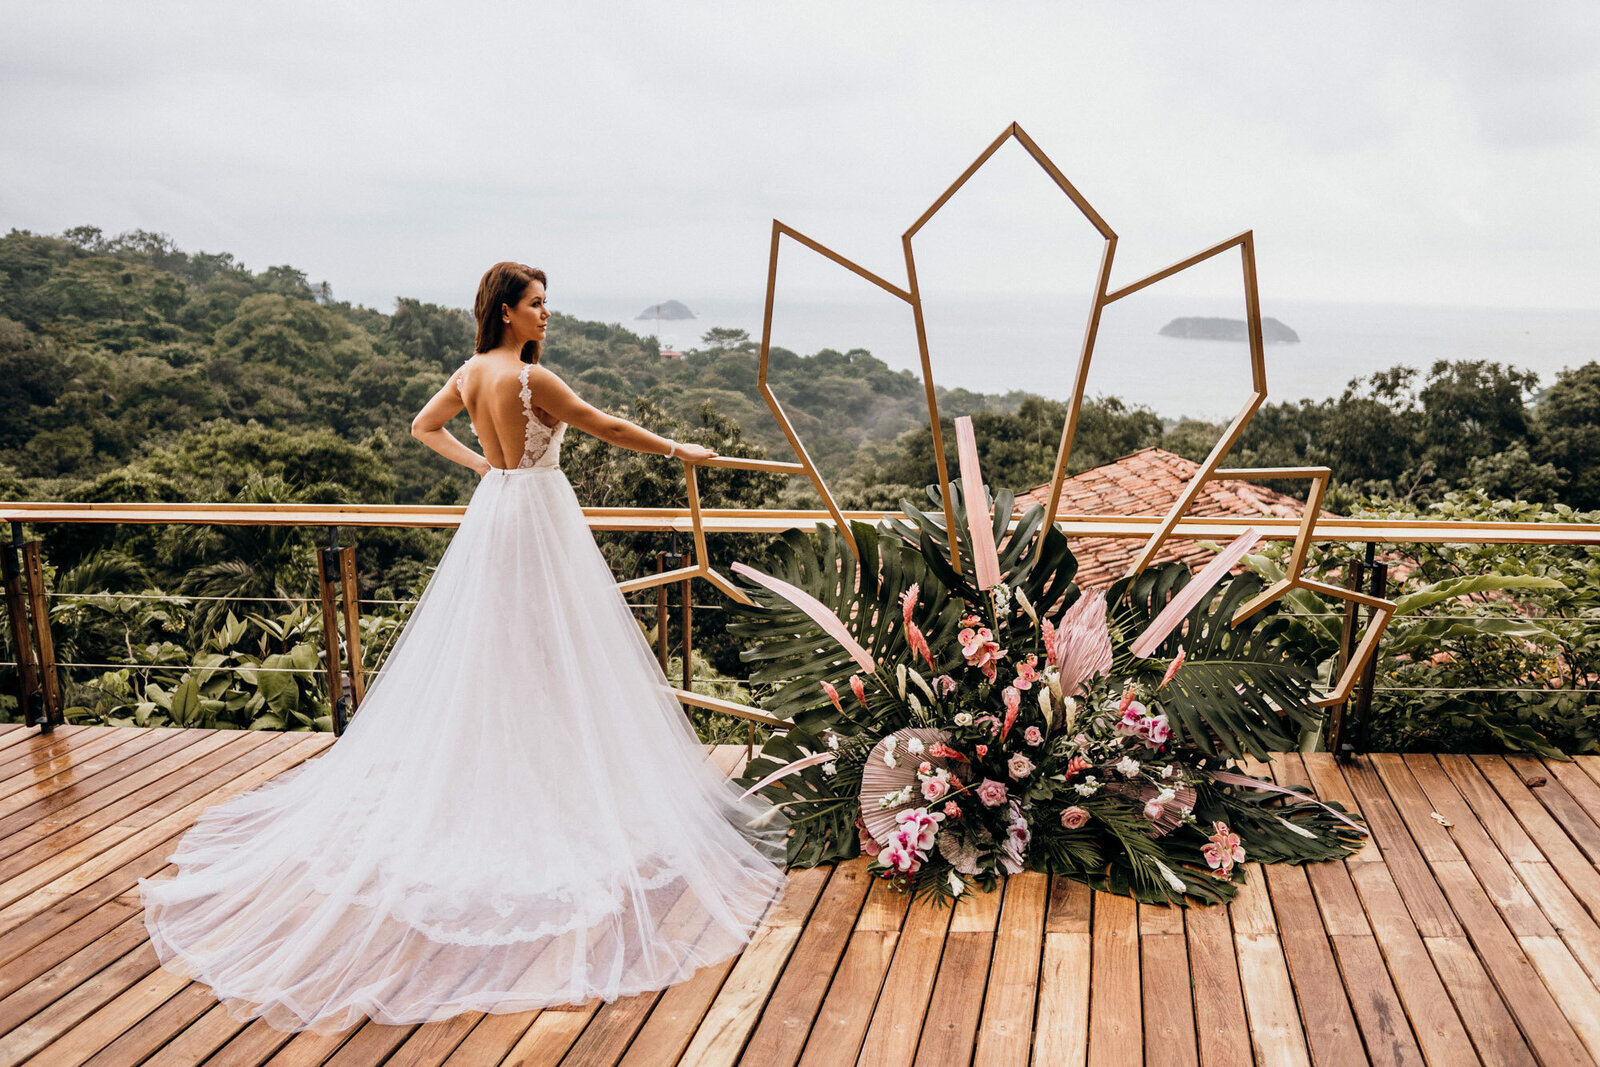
[741,121,1397,708]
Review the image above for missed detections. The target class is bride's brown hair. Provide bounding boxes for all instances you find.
[474,262,549,364]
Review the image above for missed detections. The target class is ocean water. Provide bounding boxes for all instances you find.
[560,292,1600,422]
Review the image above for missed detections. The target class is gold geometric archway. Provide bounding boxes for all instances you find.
[746,121,1396,708]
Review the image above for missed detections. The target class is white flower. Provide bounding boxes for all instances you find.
[906,737,925,754]
[1157,787,1176,804]
[823,762,838,776]
[908,693,923,714]
[1277,816,1318,839]
[1153,858,1187,893]
[883,752,898,768]
[1116,756,1141,778]
[953,712,973,726]
[1074,777,1101,797]
[1037,688,1052,716]
[990,583,1012,610]
[1015,588,1038,624]
[948,869,966,896]
[897,664,908,700]
[908,668,935,701]
[1159,763,1175,778]
[826,733,840,750]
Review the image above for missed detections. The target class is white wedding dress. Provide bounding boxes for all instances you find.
[138,358,790,1034]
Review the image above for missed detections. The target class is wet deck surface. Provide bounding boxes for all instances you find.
[2,723,1599,1065]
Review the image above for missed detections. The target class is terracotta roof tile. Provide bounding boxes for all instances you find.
[1013,447,1315,589]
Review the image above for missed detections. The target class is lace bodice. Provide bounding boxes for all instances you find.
[455,359,566,470]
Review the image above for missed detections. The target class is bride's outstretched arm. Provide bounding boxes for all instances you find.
[525,366,717,462]
[411,379,492,476]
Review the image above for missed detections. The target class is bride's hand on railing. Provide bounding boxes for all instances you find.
[675,443,718,465]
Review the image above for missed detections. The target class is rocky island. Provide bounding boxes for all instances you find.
[636,300,696,321]
[1159,316,1299,343]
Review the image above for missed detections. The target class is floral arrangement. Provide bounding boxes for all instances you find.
[727,420,1366,906]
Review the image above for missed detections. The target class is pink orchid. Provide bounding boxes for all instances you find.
[1144,714,1171,746]
[1203,821,1245,879]
[1024,725,1043,747]
[958,626,976,647]
[960,614,982,628]
[1054,591,1114,697]
[1060,806,1090,829]
[1007,753,1035,780]
[1013,654,1041,691]
[901,583,920,626]
[935,674,958,697]
[880,835,919,873]
[821,680,843,713]
[849,674,868,706]
[1160,646,1187,689]
[897,807,944,851]
[977,778,1008,806]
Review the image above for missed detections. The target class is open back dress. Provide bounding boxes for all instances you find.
[137,357,789,1033]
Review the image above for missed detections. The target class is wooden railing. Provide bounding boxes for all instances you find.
[4,501,1598,750]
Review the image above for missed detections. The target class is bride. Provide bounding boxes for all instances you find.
[137,262,790,1034]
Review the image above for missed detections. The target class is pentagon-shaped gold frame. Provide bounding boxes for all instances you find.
[745,121,1395,709]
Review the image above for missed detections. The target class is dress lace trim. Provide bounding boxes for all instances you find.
[516,363,557,470]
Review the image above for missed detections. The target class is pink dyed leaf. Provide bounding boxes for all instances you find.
[954,416,1002,590]
[1129,528,1261,659]
[737,751,837,801]
[731,561,876,673]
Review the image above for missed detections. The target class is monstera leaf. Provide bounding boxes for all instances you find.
[882,483,1081,624]
[725,520,965,747]
[1110,563,1321,761]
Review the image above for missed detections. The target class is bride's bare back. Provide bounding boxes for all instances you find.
[455,356,563,470]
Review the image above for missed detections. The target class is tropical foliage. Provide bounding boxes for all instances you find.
[727,476,1364,905]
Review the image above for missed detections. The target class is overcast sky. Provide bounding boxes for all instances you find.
[3,1,1597,314]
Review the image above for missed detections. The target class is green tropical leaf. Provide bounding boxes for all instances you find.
[1393,575,1567,615]
[1110,563,1321,761]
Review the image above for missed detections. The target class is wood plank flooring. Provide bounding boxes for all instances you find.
[1,724,1598,1065]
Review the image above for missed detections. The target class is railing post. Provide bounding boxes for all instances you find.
[318,526,349,736]
[681,571,693,693]
[338,546,365,706]
[656,552,670,673]
[3,522,46,733]
[21,541,62,727]
[1353,555,1388,755]
[1329,554,1365,761]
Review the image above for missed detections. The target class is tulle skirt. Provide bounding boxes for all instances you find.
[138,466,790,1034]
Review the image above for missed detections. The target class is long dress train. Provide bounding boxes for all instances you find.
[138,359,789,1034]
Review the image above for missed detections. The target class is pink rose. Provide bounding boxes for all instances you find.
[977,778,1008,807]
[921,777,948,802]
[1007,753,1035,780]
[943,800,962,819]
[976,744,988,758]
[1143,799,1165,821]
[1024,726,1043,747]
[1060,806,1090,830]
[919,761,933,775]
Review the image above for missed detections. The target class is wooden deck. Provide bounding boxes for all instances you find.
[2,726,1600,1065]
